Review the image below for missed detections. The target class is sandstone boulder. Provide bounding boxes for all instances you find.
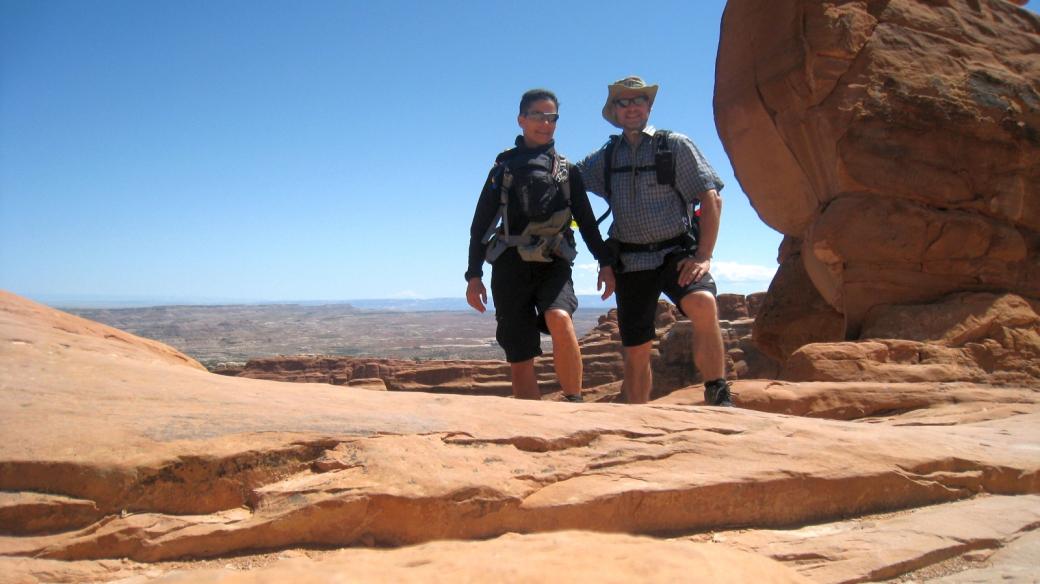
[746,291,766,318]
[716,293,749,321]
[752,252,845,364]
[780,292,1040,386]
[716,0,1040,345]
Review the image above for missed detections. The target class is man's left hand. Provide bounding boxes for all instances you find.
[677,255,710,287]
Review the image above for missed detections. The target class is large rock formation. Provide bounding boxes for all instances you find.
[781,291,1040,386]
[716,0,1040,354]
[3,289,1040,583]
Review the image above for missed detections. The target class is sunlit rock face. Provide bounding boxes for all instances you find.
[4,289,1040,583]
[781,292,1040,386]
[715,0,1040,353]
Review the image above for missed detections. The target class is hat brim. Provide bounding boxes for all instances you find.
[602,83,658,128]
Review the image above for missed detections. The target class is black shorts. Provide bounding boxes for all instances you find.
[615,252,717,347]
[490,249,578,363]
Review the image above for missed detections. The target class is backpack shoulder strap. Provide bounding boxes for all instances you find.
[603,135,621,200]
[654,129,672,151]
[490,147,512,186]
[553,152,571,203]
[652,129,675,189]
[494,146,517,164]
[483,147,519,243]
[593,136,622,226]
[653,129,695,232]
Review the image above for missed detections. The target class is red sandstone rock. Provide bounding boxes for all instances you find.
[657,379,1040,421]
[717,293,749,321]
[0,289,204,372]
[716,0,1040,346]
[752,253,845,364]
[0,492,98,536]
[142,531,813,584]
[861,292,1040,347]
[746,291,766,319]
[3,289,1040,582]
[713,495,1040,584]
[775,293,1040,386]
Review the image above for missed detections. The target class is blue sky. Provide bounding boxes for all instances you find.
[3,1,1033,307]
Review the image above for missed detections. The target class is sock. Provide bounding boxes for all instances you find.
[705,378,726,391]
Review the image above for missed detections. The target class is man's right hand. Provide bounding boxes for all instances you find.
[466,278,488,313]
[598,266,616,300]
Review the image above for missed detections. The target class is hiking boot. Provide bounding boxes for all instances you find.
[703,379,736,408]
[562,394,584,403]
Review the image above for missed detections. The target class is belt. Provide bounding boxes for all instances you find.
[615,234,688,253]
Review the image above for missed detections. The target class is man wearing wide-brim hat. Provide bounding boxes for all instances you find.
[579,76,734,408]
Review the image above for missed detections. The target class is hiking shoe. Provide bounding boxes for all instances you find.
[562,394,584,403]
[703,380,736,408]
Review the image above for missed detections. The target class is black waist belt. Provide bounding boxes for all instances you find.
[616,234,688,253]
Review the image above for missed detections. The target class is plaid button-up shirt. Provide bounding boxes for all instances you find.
[578,126,724,272]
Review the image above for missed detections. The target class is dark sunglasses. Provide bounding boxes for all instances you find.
[614,95,649,107]
[524,111,560,122]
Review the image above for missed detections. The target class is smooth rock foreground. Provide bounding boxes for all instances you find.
[2,291,1040,583]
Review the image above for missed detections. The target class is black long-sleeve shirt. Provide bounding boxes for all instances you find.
[466,139,613,281]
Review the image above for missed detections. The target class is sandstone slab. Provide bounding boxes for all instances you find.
[927,528,1040,583]
[3,290,1040,582]
[146,531,812,584]
[709,494,1040,584]
[0,556,143,584]
[656,379,1040,422]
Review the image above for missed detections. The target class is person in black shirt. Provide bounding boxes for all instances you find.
[465,89,614,402]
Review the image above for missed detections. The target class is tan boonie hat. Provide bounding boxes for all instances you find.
[602,76,659,128]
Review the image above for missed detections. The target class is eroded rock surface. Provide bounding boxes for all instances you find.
[140,531,813,584]
[716,0,1040,346]
[710,495,1040,584]
[3,290,1039,583]
[782,292,1040,386]
[657,378,1040,421]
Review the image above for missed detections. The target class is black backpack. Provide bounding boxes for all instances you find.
[481,148,576,264]
[502,150,568,223]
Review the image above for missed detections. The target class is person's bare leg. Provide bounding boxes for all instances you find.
[622,341,653,404]
[510,359,541,400]
[544,309,582,398]
[680,291,725,381]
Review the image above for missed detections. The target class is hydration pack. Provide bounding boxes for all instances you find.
[595,129,699,247]
[482,149,576,264]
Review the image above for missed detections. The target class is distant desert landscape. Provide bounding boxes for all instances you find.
[64,303,606,368]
